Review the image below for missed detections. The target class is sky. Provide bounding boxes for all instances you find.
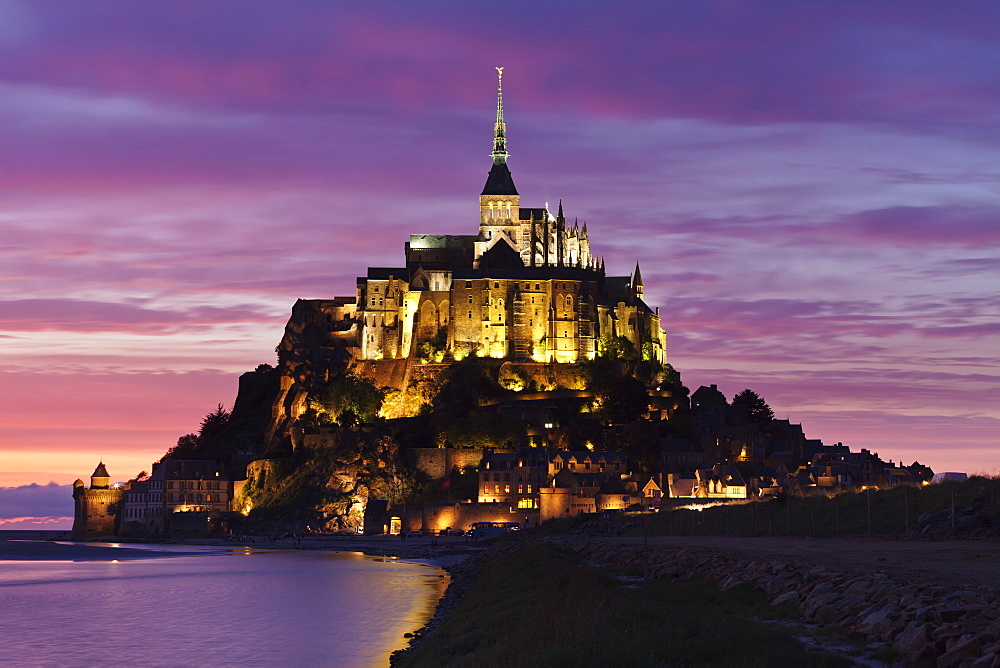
[1,1,997,528]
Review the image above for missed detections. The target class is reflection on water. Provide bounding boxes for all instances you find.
[0,546,446,667]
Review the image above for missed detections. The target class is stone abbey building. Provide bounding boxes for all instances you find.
[318,69,666,364]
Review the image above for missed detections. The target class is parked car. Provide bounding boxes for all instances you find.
[405,530,423,537]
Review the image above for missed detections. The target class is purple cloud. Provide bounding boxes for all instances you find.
[0,482,72,520]
[0,2,998,485]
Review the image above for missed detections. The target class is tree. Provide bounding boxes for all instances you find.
[313,373,387,424]
[597,334,639,361]
[163,433,201,460]
[162,404,233,461]
[199,404,231,441]
[591,372,649,424]
[732,389,774,427]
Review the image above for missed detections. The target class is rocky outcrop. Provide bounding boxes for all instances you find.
[267,299,359,449]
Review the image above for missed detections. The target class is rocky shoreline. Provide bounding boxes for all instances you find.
[389,534,1000,667]
[556,537,1000,667]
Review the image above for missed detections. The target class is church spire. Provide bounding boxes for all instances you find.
[632,261,644,296]
[481,67,518,197]
[491,66,508,165]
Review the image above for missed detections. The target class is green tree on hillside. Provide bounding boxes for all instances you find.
[162,404,232,461]
[591,372,649,424]
[597,334,639,361]
[732,389,774,427]
[312,372,387,424]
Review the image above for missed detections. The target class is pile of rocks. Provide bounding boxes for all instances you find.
[911,505,999,540]
[557,538,1000,667]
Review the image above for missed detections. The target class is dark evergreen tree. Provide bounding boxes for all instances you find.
[732,389,774,427]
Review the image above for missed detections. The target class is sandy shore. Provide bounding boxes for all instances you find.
[0,532,488,565]
[179,533,489,566]
[0,539,220,561]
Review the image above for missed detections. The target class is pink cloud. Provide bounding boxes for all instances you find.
[0,2,996,484]
[840,205,1000,248]
[0,299,276,333]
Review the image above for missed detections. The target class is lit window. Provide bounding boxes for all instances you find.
[527,485,532,493]
[505,485,510,493]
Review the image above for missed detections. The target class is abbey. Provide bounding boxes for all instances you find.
[344,69,666,364]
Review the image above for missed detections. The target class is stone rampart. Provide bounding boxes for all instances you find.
[403,447,507,481]
[420,502,538,534]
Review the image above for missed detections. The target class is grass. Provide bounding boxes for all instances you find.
[635,475,1000,539]
[396,543,850,667]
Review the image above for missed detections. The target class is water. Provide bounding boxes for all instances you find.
[0,537,446,667]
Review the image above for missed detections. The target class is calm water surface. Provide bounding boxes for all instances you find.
[0,541,445,667]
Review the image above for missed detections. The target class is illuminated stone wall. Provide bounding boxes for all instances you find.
[72,485,123,538]
[419,501,539,534]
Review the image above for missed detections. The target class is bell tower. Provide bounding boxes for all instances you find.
[477,67,521,264]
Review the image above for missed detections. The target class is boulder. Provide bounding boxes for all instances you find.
[938,634,987,668]
[893,623,938,663]
[770,591,801,608]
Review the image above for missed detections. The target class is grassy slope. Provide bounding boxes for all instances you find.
[397,543,849,668]
[650,476,1000,538]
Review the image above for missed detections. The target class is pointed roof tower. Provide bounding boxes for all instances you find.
[482,67,518,196]
[90,461,110,489]
[632,261,644,296]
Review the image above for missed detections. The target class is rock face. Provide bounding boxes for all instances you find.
[550,538,1000,666]
[268,299,359,450]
